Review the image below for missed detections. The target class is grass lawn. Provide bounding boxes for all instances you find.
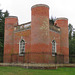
[0,66,75,75]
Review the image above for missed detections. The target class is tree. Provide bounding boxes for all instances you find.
[3,10,9,17]
[69,39,75,55]
[0,10,9,62]
[68,23,75,56]
[68,24,73,40]
[73,31,75,39]
[49,16,56,25]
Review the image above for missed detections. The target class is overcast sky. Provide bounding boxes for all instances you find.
[0,0,75,28]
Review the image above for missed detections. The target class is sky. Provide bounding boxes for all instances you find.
[0,0,75,28]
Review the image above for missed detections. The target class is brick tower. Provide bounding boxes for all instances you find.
[4,16,18,62]
[31,4,50,63]
[55,18,69,63]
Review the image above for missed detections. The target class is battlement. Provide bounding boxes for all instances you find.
[50,25,60,33]
[14,21,60,33]
[14,22,31,32]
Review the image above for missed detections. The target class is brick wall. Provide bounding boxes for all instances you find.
[4,4,69,64]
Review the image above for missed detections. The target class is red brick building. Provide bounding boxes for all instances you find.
[4,4,69,63]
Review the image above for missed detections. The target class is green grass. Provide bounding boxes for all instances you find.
[0,66,75,75]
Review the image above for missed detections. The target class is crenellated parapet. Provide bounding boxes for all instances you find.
[50,25,60,33]
[14,21,60,33]
[14,22,31,32]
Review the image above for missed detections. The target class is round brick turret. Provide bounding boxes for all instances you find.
[31,4,50,63]
[55,18,69,63]
[31,4,49,52]
[4,16,18,63]
[5,16,18,27]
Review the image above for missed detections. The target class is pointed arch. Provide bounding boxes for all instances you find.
[19,39,25,55]
[52,40,56,56]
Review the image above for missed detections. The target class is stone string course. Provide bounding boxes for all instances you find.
[0,63,75,69]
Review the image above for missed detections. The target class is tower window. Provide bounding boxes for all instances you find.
[19,39,25,55]
[52,40,56,56]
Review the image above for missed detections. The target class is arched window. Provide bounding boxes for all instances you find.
[19,39,25,55]
[52,40,56,56]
